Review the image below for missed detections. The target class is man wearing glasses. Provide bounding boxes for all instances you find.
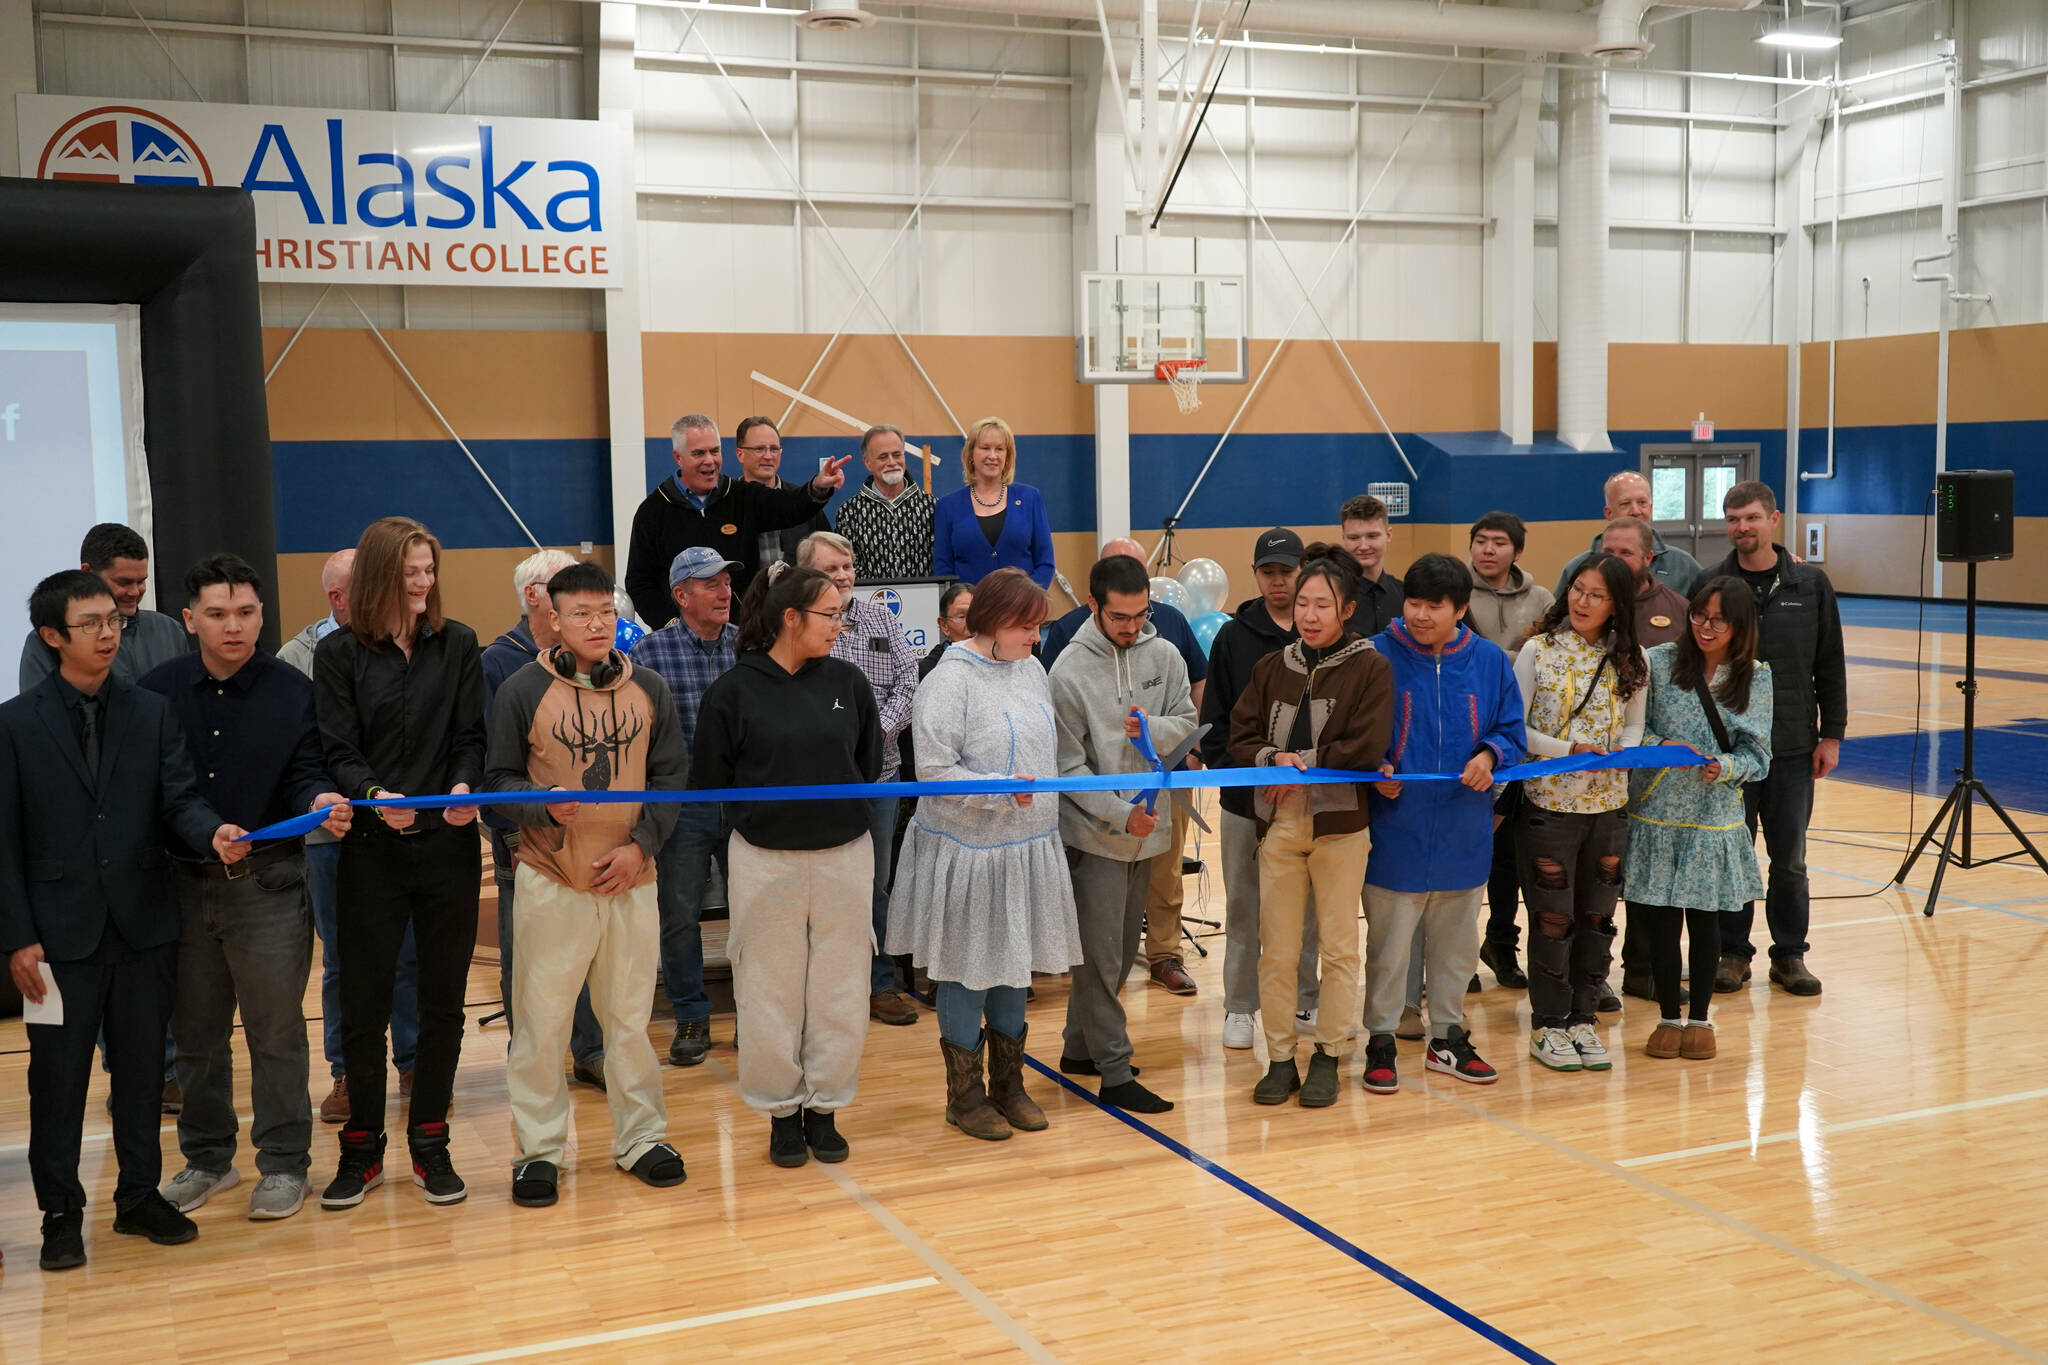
[623,414,849,631]
[19,522,190,695]
[1047,553,1197,1115]
[738,416,831,579]
[798,532,923,1027]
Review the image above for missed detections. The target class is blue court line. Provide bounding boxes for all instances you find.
[1843,655,2048,687]
[1839,598,2048,640]
[1809,860,2048,924]
[1022,1056,1556,1364]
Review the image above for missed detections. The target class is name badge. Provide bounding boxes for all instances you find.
[720,523,739,535]
[1650,615,1671,629]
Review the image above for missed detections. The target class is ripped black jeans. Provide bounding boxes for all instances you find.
[1516,805,1628,1029]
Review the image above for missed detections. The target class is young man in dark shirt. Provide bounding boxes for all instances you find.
[141,555,351,1224]
[1,570,247,1271]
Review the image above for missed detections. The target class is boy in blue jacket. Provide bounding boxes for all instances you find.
[1361,554,1526,1094]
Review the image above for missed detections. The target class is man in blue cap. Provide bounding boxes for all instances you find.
[628,546,743,1067]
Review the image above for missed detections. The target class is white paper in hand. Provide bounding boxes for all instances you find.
[23,962,63,1026]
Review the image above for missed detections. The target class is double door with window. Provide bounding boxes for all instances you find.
[1643,445,1757,565]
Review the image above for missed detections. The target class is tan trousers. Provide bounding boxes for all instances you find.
[1144,799,1193,962]
[507,865,666,1172]
[728,831,873,1118]
[1256,799,1366,1059]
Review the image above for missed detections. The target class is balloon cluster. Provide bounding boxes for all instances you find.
[614,587,647,652]
[1175,557,1234,655]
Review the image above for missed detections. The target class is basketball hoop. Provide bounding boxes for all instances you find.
[1156,359,1207,413]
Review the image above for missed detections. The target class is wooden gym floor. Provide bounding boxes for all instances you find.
[4,603,2048,1363]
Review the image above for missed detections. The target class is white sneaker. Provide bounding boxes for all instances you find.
[1568,1022,1612,1071]
[161,1164,240,1213]
[1294,1007,1317,1030]
[247,1172,308,1221]
[1529,1027,1582,1072]
[1222,1012,1256,1050]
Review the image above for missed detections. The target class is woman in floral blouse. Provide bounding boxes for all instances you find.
[1513,554,1647,1075]
[1623,577,1773,1060]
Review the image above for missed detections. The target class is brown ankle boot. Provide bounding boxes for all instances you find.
[1645,1023,1684,1059]
[940,1035,1011,1141]
[1679,1023,1717,1059]
[985,1026,1047,1132]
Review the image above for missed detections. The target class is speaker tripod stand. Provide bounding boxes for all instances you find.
[1893,560,2048,915]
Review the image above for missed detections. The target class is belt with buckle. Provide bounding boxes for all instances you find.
[175,841,301,881]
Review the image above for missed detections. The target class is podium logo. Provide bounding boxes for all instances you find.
[36,106,213,186]
[868,588,903,617]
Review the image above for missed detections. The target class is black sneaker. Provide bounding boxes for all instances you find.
[408,1122,467,1205]
[1596,983,1623,1014]
[321,1130,386,1210]
[1423,1026,1499,1085]
[769,1112,808,1168]
[512,1160,559,1208]
[1361,1035,1400,1095]
[629,1142,689,1187]
[1621,971,1687,1005]
[111,1190,198,1246]
[669,1019,711,1067]
[802,1109,850,1163]
[39,1209,85,1271]
[1479,939,1527,989]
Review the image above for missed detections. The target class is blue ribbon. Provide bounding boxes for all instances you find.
[239,744,1702,843]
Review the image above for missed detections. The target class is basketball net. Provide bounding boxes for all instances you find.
[1155,358,1207,414]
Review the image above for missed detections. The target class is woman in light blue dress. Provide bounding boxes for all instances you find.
[1623,575,1774,1061]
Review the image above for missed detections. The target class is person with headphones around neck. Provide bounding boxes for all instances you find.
[483,562,691,1209]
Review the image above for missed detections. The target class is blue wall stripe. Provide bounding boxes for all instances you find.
[275,420,2043,551]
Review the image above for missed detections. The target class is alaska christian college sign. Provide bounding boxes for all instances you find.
[18,95,625,289]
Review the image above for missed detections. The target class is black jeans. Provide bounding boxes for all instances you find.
[1733,754,1814,962]
[1483,817,1522,948]
[1517,806,1626,1029]
[1630,902,1720,1023]
[337,824,481,1136]
[28,931,177,1213]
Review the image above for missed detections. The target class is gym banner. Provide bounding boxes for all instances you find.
[18,95,625,289]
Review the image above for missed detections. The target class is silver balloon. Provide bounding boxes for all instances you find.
[1177,558,1230,616]
[1149,576,1192,614]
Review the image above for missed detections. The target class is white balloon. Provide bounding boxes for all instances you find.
[1177,558,1230,616]
[1149,576,1192,614]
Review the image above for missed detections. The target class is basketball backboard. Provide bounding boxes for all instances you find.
[1076,272,1248,384]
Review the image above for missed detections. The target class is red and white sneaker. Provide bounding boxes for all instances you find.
[1424,1026,1498,1085]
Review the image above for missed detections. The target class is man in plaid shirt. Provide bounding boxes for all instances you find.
[797,532,923,1027]
[832,426,937,583]
[627,546,741,1067]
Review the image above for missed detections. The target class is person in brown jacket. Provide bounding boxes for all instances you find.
[1228,545,1394,1109]
[484,563,690,1209]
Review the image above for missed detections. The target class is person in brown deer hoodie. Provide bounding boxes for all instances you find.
[484,564,689,1209]
[1227,545,1394,1109]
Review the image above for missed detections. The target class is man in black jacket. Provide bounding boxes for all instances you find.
[1197,529,1320,1051]
[1701,481,1846,998]
[623,412,850,629]
[1,570,248,1271]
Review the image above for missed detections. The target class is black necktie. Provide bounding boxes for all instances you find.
[80,698,100,780]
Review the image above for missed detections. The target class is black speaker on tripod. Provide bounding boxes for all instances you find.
[1936,469,2013,563]
[1896,467,2046,913]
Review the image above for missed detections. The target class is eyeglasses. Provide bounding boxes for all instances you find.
[801,608,848,626]
[1567,585,1612,605]
[1103,607,1152,627]
[739,444,783,456]
[1688,612,1733,633]
[563,607,619,628]
[66,614,124,637]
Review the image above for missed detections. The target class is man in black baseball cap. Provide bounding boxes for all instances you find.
[1198,527,1319,1053]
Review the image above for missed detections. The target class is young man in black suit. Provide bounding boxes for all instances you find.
[0,570,248,1271]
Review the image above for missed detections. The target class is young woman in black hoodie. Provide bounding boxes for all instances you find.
[692,562,883,1168]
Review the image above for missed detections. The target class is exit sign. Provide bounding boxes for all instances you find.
[1692,416,1715,442]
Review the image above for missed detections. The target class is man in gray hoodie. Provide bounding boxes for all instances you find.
[1048,554,1197,1115]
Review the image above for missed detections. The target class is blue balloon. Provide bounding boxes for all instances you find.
[615,617,647,651]
[1191,610,1231,656]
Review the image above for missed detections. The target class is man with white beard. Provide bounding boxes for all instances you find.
[832,426,938,583]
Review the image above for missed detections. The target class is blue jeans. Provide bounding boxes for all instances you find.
[868,794,900,994]
[656,803,728,1026]
[936,982,1027,1049]
[308,840,418,1078]
[494,849,603,1067]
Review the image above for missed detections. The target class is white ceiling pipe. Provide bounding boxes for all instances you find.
[1556,67,1614,452]
[892,0,1760,59]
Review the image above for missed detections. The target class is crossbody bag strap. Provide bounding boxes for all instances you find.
[1690,673,1735,755]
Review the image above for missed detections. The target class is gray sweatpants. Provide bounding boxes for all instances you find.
[1062,849,1148,1087]
[1363,885,1485,1040]
[1221,810,1319,1018]
[728,831,873,1118]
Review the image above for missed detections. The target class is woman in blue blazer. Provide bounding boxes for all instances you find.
[932,417,1056,587]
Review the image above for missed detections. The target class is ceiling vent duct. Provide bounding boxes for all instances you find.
[800,0,877,32]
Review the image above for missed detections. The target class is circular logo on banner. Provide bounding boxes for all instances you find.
[868,589,903,616]
[37,106,213,186]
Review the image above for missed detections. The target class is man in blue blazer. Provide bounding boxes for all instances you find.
[0,570,247,1271]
